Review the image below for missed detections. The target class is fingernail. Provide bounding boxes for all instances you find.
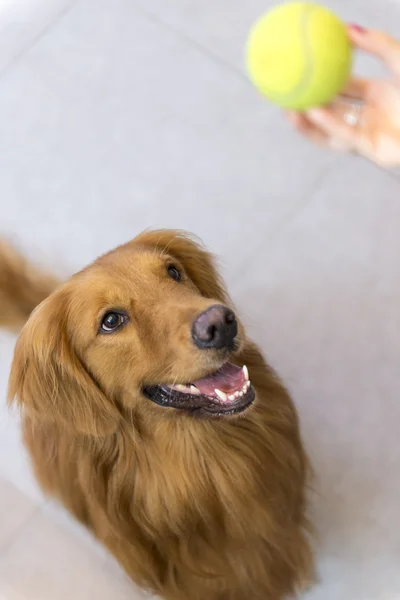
[307,108,326,124]
[307,108,323,118]
[349,23,367,34]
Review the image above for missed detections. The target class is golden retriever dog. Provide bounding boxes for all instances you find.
[1,230,314,599]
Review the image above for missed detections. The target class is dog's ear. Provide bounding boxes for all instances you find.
[134,230,229,303]
[8,287,120,437]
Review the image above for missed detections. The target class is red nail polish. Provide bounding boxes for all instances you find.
[349,23,366,34]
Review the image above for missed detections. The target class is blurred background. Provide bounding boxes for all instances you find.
[1,0,400,598]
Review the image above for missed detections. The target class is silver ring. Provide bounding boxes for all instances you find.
[343,102,363,128]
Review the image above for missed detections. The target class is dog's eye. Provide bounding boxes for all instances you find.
[100,311,128,333]
[167,265,182,282]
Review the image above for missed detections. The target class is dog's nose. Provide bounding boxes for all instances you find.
[192,305,238,351]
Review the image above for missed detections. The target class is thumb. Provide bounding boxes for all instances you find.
[348,25,400,79]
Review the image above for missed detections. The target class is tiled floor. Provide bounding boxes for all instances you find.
[1,0,400,598]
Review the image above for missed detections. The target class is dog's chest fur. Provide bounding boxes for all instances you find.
[23,346,312,600]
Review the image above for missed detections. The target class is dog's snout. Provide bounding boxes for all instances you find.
[192,305,237,351]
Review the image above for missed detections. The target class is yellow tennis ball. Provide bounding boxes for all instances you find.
[246,2,353,110]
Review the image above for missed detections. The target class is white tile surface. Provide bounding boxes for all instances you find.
[1,0,400,598]
[0,0,75,72]
[0,330,43,502]
[0,478,37,553]
[131,0,346,71]
[131,0,400,76]
[232,157,400,600]
[0,0,334,280]
[0,507,147,600]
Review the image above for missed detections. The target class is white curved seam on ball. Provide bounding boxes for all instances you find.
[275,3,316,105]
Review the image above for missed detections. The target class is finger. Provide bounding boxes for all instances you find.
[285,110,303,128]
[286,110,356,152]
[340,76,371,101]
[348,25,400,79]
[285,111,336,147]
[306,108,359,148]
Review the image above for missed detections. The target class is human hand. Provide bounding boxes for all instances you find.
[286,25,400,167]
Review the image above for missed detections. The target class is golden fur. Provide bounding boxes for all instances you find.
[2,230,314,599]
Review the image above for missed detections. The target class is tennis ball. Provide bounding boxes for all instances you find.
[246,2,352,111]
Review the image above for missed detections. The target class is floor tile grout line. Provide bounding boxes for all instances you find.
[376,162,400,186]
[348,155,400,190]
[234,155,342,279]
[0,0,81,83]
[0,0,250,91]
[234,153,400,279]
[4,2,399,289]
[130,2,250,85]
[0,503,42,561]
[127,3,400,192]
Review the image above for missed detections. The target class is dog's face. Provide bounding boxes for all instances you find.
[9,231,255,436]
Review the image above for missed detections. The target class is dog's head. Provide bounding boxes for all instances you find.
[8,231,255,436]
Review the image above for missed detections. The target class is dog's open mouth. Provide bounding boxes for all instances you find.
[143,363,255,416]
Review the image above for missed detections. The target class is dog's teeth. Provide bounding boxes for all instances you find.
[215,389,227,402]
[228,394,236,401]
[239,390,244,397]
[175,384,188,392]
[234,391,241,399]
[190,385,200,396]
[243,365,249,381]
[246,380,251,390]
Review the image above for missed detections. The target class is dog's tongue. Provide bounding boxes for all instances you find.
[193,363,245,395]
